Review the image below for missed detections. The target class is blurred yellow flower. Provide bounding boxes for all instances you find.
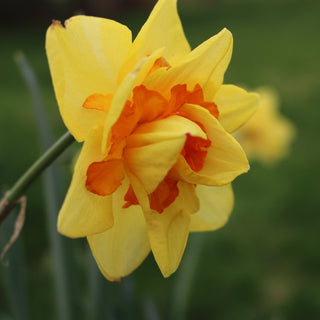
[235,87,295,165]
[46,0,258,280]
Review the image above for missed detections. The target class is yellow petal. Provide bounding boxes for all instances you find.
[190,184,233,231]
[101,50,163,154]
[214,85,259,133]
[46,16,132,141]
[143,28,232,100]
[58,126,113,238]
[125,167,151,213]
[119,0,190,79]
[125,115,206,194]
[87,180,150,281]
[144,181,198,277]
[174,103,249,186]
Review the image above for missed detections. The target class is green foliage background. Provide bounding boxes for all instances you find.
[1,0,320,319]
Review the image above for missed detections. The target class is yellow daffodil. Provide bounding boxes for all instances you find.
[235,87,295,165]
[46,0,259,280]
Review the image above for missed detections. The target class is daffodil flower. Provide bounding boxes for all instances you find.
[46,0,259,280]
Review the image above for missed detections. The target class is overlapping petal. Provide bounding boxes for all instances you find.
[215,84,259,133]
[143,28,232,100]
[144,181,198,277]
[88,179,150,281]
[174,103,249,186]
[57,127,113,238]
[125,115,206,194]
[101,50,164,154]
[119,0,190,80]
[124,169,199,277]
[46,16,132,141]
[190,184,233,231]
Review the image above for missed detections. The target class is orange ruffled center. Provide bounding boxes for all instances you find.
[123,176,179,214]
[83,77,218,213]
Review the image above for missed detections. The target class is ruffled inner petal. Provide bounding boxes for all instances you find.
[101,51,164,154]
[124,115,206,194]
[173,103,249,186]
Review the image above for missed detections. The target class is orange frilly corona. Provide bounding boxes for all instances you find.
[46,0,259,280]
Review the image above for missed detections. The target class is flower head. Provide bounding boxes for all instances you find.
[234,87,296,165]
[46,0,259,280]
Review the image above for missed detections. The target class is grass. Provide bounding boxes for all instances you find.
[1,0,320,319]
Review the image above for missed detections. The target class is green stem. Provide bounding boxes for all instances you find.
[0,131,75,224]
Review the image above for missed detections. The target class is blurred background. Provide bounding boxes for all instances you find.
[1,0,320,319]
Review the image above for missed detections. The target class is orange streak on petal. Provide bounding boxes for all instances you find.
[123,177,179,214]
[111,101,140,143]
[146,57,171,77]
[86,159,124,196]
[149,177,179,213]
[166,84,219,118]
[166,84,189,115]
[199,101,219,119]
[132,85,168,123]
[83,93,113,112]
[123,185,139,208]
[186,84,219,119]
[108,138,126,158]
[182,134,211,172]
[186,83,204,104]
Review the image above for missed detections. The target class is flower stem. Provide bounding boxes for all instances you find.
[0,131,75,224]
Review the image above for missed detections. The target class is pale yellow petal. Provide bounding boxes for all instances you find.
[58,127,113,238]
[143,28,232,100]
[190,184,234,231]
[46,16,132,141]
[215,85,259,133]
[119,0,190,79]
[87,180,150,281]
[101,50,163,154]
[144,181,198,277]
[174,103,249,186]
[125,115,206,194]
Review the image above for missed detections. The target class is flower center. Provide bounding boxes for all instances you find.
[83,70,218,213]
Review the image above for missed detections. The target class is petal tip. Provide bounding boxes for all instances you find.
[51,19,62,27]
[221,27,233,39]
[158,263,177,278]
[49,19,65,31]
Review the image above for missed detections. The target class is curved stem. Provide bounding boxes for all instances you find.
[0,131,75,224]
